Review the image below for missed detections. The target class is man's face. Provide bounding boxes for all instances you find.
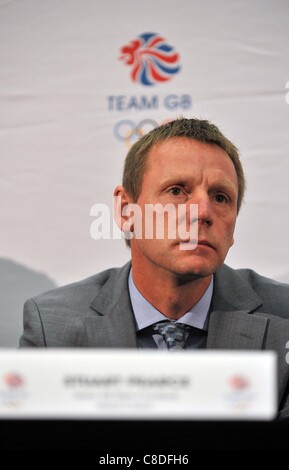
[129,137,239,280]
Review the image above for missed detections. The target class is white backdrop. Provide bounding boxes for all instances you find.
[1,0,289,346]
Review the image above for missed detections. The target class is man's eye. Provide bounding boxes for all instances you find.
[169,187,183,196]
[215,194,228,203]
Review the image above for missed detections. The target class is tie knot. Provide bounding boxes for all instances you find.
[153,321,190,350]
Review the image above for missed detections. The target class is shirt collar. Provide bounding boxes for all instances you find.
[128,270,213,332]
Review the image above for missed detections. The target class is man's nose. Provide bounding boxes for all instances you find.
[195,197,213,227]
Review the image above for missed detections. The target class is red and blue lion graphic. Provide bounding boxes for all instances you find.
[119,32,181,86]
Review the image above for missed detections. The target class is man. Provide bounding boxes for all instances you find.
[20,118,289,418]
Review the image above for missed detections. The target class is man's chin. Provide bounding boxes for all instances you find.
[172,258,220,280]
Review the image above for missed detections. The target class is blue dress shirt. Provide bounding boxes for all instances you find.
[128,271,213,350]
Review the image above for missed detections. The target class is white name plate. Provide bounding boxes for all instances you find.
[0,350,277,420]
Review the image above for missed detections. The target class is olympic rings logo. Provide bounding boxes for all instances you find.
[113,119,159,148]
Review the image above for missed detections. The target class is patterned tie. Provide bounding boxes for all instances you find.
[153,321,190,350]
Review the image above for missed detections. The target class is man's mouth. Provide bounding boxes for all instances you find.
[197,239,214,249]
[177,238,215,251]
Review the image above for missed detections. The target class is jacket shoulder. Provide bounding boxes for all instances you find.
[28,265,125,314]
[224,265,289,318]
[235,267,289,292]
[20,262,132,347]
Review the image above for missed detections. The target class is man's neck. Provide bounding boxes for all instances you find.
[131,263,212,321]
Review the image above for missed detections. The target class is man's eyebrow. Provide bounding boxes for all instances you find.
[209,181,238,195]
[159,177,237,189]
[158,176,190,186]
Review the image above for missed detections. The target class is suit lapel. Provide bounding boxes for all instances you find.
[207,265,265,349]
[210,264,263,313]
[84,262,137,348]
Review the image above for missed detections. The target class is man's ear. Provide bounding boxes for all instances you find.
[113,186,134,234]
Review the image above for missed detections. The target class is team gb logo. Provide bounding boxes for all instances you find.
[119,32,181,86]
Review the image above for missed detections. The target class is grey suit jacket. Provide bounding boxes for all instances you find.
[20,262,289,419]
